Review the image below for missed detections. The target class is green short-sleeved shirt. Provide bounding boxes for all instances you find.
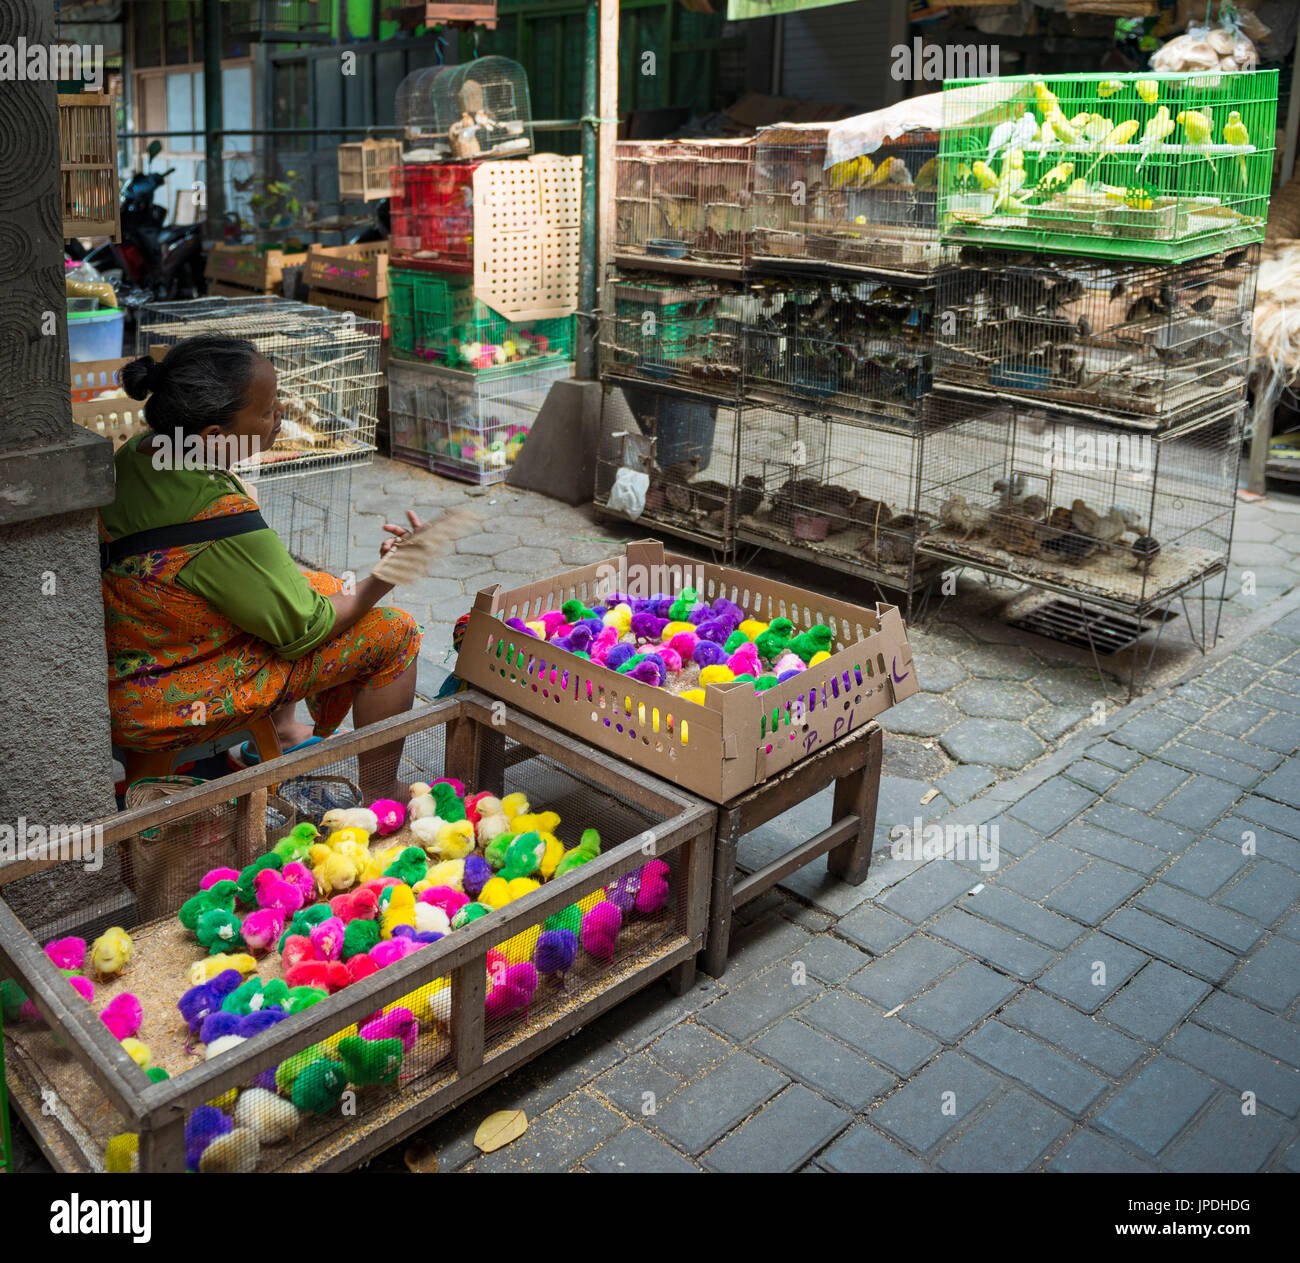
[100,435,337,660]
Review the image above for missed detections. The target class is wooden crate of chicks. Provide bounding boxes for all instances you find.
[0,694,713,1172]
[934,244,1258,428]
[916,397,1242,612]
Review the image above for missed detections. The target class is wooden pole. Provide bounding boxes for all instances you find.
[597,0,619,311]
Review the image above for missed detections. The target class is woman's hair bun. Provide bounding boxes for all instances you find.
[121,355,159,401]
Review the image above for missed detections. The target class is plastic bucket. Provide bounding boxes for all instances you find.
[67,307,125,361]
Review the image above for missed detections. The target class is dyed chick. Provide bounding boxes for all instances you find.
[89,927,132,982]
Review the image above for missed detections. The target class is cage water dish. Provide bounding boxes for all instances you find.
[752,123,948,276]
[614,140,754,269]
[915,398,1241,613]
[432,56,533,160]
[600,274,746,397]
[137,298,381,474]
[734,407,937,597]
[742,276,936,423]
[938,70,1278,262]
[934,244,1258,427]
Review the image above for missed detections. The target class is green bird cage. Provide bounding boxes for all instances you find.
[938,70,1277,263]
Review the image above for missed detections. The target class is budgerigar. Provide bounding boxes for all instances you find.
[1032,80,1061,119]
[1048,109,1084,147]
[1097,79,1125,100]
[1135,105,1174,176]
[1136,80,1159,105]
[1223,110,1252,188]
[1032,161,1074,200]
[995,148,1026,210]
[1176,109,1217,176]
[970,160,999,191]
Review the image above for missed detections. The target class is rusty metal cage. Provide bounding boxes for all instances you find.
[934,243,1257,428]
[752,123,950,278]
[614,139,754,272]
[0,696,713,1172]
[915,395,1242,616]
[742,275,936,424]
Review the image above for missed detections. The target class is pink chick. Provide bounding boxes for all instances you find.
[538,611,566,637]
[100,992,143,1040]
[68,976,95,1004]
[772,651,806,676]
[667,631,698,660]
[281,935,319,972]
[330,887,379,924]
[370,939,418,968]
[417,886,469,918]
[359,1006,419,1051]
[657,646,683,673]
[280,861,315,904]
[727,642,761,676]
[635,859,671,916]
[580,901,623,959]
[309,916,346,962]
[370,799,406,835]
[200,867,240,891]
[241,908,286,955]
[254,868,305,913]
[484,962,539,1022]
[361,876,400,896]
[44,936,86,972]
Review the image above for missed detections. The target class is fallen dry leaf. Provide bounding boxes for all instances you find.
[403,1139,439,1173]
[474,1108,528,1153]
[919,788,939,805]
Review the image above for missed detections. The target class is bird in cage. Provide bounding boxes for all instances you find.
[939,494,982,541]
[736,475,765,519]
[1130,534,1162,574]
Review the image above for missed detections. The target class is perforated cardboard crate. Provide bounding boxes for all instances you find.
[306,242,389,300]
[0,694,713,1172]
[69,351,162,449]
[206,244,309,293]
[456,540,918,802]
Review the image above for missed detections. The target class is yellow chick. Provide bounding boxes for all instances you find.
[316,1025,357,1058]
[738,619,768,640]
[189,953,257,985]
[602,603,633,633]
[90,928,132,982]
[422,859,466,892]
[320,807,379,834]
[512,810,560,837]
[381,884,416,938]
[208,1087,238,1111]
[433,819,476,860]
[1136,79,1159,105]
[308,842,334,868]
[577,889,604,915]
[660,621,696,640]
[475,812,511,846]
[500,792,531,822]
[679,688,707,705]
[699,665,736,686]
[105,1133,139,1173]
[409,781,431,798]
[315,850,363,897]
[325,826,370,850]
[496,925,541,964]
[808,650,832,667]
[120,1038,151,1070]
[372,844,406,873]
[524,620,547,638]
[538,833,565,880]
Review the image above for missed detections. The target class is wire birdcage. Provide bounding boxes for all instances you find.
[752,123,950,277]
[433,56,533,160]
[915,395,1242,615]
[934,244,1257,428]
[594,381,755,555]
[229,0,332,42]
[733,406,938,601]
[614,139,754,270]
[137,297,381,476]
[599,272,747,398]
[938,70,1278,263]
[388,357,570,484]
[742,276,936,424]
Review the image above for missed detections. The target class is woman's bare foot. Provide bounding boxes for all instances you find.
[272,702,316,750]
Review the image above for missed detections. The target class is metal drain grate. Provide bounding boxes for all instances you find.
[1010,600,1176,655]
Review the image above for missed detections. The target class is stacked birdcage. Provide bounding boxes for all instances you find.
[919,70,1275,684]
[137,297,381,477]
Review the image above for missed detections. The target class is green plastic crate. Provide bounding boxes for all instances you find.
[938,70,1277,263]
[388,267,573,370]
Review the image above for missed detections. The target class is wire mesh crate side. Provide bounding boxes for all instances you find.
[599,273,747,398]
[614,139,755,267]
[752,125,950,276]
[916,398,1241,610]
[742,276,936,423]
[934,244,1257,425]
[253,465,355,575]
[938,70,1278,263]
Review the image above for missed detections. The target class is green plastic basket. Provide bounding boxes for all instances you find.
[388,267,573,371]
[938,70,1278,263]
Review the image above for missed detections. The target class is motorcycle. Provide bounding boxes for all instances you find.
[72,141,206,306]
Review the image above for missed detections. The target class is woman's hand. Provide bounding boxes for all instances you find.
[380,509,424,558]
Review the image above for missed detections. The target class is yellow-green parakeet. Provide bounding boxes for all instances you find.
[970,160,999,191]
[1048,109,1084,147]
[1223,110,1251,188]
[1032,162,1074,200]
[1032,80,1061,119]
[995,148,1026,210]
[1176,109,1217,176]
[1135,105,1174,176]
[1136,80,1159,105]
[1097,79,1125,100]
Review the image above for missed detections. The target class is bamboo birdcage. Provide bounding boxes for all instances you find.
[337,139,403,201]
[59,93,120,240]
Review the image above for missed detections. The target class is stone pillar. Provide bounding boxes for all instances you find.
[0,1,121,935]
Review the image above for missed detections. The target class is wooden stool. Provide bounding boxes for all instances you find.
[702,720,883,978]
[119,715,283,789]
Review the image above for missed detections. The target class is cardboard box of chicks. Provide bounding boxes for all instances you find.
[0,694,711,1172]
[456,538,918,801]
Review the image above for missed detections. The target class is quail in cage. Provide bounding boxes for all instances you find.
[1131,535,1161,574]
[939,494,982,541]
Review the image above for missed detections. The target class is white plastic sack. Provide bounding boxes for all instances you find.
[607,466,650,519]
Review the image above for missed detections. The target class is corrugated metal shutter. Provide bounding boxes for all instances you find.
[779,0,905,109]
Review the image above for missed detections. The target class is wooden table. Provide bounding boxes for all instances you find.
[702,720,883,978]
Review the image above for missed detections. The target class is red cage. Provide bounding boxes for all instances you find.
[389,161,480,273]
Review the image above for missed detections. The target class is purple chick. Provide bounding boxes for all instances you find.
[693,640,727,667]
[534,929,578,987]
[606,642,637,670]
[185,1106,233,1171]
[463,854,493,900]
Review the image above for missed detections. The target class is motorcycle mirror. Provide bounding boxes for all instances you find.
[147,139,162,161]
